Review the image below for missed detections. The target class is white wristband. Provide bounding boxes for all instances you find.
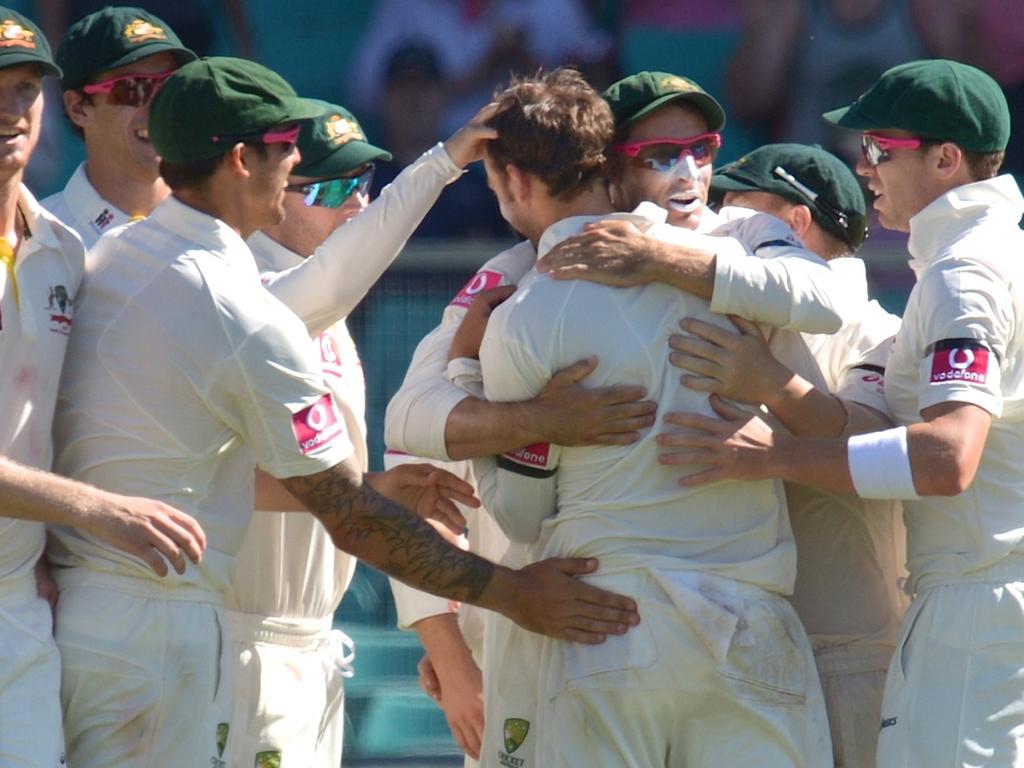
[847,426,921,500]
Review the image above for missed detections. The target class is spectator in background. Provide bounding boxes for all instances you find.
[351,0,612,135]
[371,44,508,239]
[969,0,1024,189]
[726,0,974,166]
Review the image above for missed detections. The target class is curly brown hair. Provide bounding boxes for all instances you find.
[485,68,613,201]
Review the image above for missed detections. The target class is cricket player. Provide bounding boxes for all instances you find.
[676,143,909,767]
[50,57,639,768]
[659,60,1024,768]
[43,6,196,245]
[385,70,850,766]
[462,68,832,767]
[0,8,204,767]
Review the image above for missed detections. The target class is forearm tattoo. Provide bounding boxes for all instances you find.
[281,467,494,604]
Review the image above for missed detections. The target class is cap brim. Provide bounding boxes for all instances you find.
[1,54,61,78]
[296,141,392,179]
[284,97,327,123]
[102,43,197,76]
[821,104,880,129]
[628,91,726,132]
[710,172,761,194]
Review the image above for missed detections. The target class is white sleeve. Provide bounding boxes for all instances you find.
[830,301,901,413]
[472,304,561,544]
[384,245,534,460]
[710,211,849,334]
[263,144,463,336]
[915,262,1009,416]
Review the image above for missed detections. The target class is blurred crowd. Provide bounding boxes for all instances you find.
[20,0,1024,236]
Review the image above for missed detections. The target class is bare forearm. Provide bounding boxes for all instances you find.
[761,377,894,438]
[443,397,539,461]
[414,613,477,669]
[0,456,105,526]
[254,468,306,511]
[773,434,857,492]
[649,241,717,300]
[281,464,503,605]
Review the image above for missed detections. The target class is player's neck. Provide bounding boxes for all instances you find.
[531,185,615,243]
[85,156,170,218]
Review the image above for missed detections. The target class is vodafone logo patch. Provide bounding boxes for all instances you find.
[929,339,990,385]
[450,270,503,308]
[503,442,552,469]
[291,393,343,455]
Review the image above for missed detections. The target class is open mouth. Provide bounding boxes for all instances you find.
[666,193,702,214]
[0,126,23,141]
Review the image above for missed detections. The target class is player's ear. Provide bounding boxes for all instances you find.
[229,143,250,177]
[505,163,531,202]
[64,90,92,129]
[788,204,814,240]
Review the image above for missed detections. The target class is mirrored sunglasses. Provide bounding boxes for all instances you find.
[82,69,177,107]
[611,132,722,172]
[860,132,936,167]
[285,165,376,208]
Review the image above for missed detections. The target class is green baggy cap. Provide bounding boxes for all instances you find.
[0,7,60,78]
[149,57,324,164]
[603,71,725,132]
[293,99,391,179]
[822,59,1010,153]
[57,6,196,91]
[713,143,868,249]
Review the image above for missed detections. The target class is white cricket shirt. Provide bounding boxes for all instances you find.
[474,207,796,594]
[0,186,85,582]
[51,196,354,597]
[42,163,132,250]
[884,175,1024,593]
[224,231,366,620]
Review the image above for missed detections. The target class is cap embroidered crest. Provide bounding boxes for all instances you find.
[325,114,363,145]
[0,19,35,48]
[123,19,166,43]
[661,75,697,93]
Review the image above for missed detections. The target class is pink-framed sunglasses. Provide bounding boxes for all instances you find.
[860,132,939,167]
[82,68,177,107]
[211,123,302,147]
[611,132,722,172]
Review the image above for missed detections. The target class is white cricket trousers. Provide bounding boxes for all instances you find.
[224,611,354,768]
[0,572,65,767]
[877,578,1024,767]
[54,569,230,768]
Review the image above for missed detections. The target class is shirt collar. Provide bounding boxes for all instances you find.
[247,230,303,274]
[150,195,252,269]
[62,162,131,240]
[908,174,1024,269]
[536,202,668,259]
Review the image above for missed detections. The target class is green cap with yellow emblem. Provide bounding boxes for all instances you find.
[293,99,391,179]
[0,7,60,78]
[149,57,323,164]
[57,6,196,91]
[603,71,725,132]
[823,59,1010,153]
[712,143,868,249]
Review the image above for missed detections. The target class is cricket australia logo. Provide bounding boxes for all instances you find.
[254,751,281,768]
[0,19,35,48]
[123,19,167,43]
[325,114,364,145]
[661,75,697,93]
[498,717,530,765]
[47,284,73,335]
[209,722,229,767]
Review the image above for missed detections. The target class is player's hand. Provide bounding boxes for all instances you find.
[443,102,500,168]
[537,219,668,287]
[670,315,790,405]
[448,284,516,361]
[421,652,486,759]
[657,394,781,486]
[527,356,657,447]
[366,465,479,536]
[507,557,640,643]
[34,556,58,613]
[80,492,206,577]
